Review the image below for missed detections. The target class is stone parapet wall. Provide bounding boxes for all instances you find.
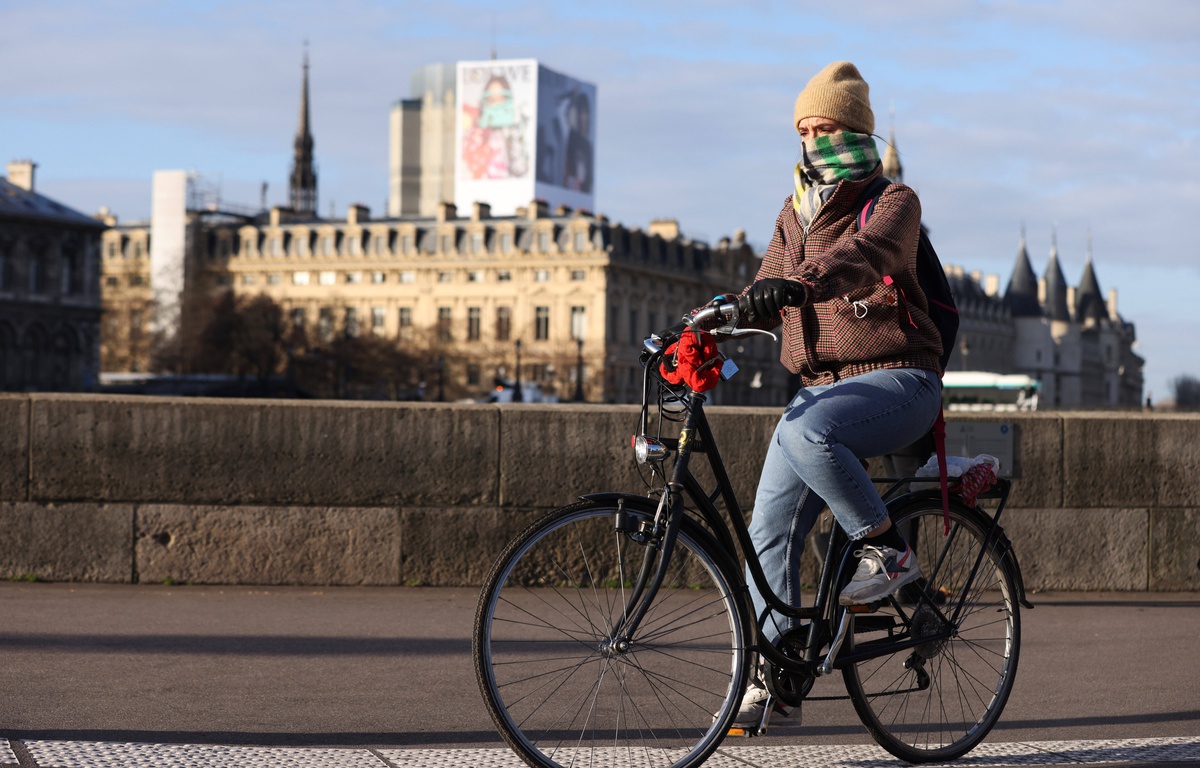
[2,394,1197,590]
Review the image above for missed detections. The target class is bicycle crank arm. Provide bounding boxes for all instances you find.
[818,609,852,675]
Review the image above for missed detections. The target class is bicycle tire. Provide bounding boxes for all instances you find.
[474,500,750,768]
[841,498,1022,763]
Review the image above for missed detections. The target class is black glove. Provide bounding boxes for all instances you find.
[654,321,687,344]
[737,279,807,322]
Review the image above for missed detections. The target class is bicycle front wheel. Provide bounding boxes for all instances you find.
[841,499,1021,763]
[474,500,750,768]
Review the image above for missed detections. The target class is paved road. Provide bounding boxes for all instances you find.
[2,583,1198,767]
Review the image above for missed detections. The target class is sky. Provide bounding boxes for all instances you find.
[2,0,1198,403]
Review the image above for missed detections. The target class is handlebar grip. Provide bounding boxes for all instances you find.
[689,302,737,331]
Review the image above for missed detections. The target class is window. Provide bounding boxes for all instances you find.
[271,238,282,256]
[571,306,587,341]
[106,242,117,259]
[293,271,310,286]
[322,236,334,256]
[574,231,587,251]
[471,233,484,253]
[571,269,586,281]
[290,307,306,329]
[535,269,550,283]
[133,242,144,258]
[468,270,484,283]
[345,307,359,338]
[648,312,659,340]
[215,275,232,287]
[496,306,511,341]
[130,275,145,287]
[535,306,550,341]
[349,237,361,256]
[629,308,639,345]
[438,271,453,283]
[500,233,513,253]
[497,270,512,282]
[441,234,454,253]
[317,307,333,342]
[372,306,386,335]
[28,256,44,294]
[399,306,413,338]
[466,363,481,387]
[371,271,386,284]
[319,271,336,285]
[268,274,282,286]
[375,235,387,255]
[437,307,452,341]
[402,234,414,254]
[399,271,415,284]
[295,237,307,256]
[538,231,550,252]
[242,274,256,286]
[345,272,362,284]
[609,304,619,341]
[468,306,481,341]
[105,276,119,287]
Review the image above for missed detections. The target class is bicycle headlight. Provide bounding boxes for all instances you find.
[631,435,668,464]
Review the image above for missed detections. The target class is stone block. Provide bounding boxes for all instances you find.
[0,502,132,582]
[1149,508,1200,589]
[1063,415,1159,508]
[498,405,645,508]
[30,396,500,506]
[135,505,400,586]
[1000,507,1148,591]
[400,506,542,586]
[0,396,29,502]
[944,413,1063,509]
[1154,417,1200,507]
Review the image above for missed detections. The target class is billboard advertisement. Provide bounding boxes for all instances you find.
[456,59,537,215]
[455,59,596,216]
[534,63,596,207]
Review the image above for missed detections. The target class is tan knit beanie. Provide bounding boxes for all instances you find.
[793,61,874,135]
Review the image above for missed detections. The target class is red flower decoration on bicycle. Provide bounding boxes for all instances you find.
[660,330,723,392]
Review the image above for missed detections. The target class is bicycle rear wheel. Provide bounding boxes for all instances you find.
[475,500,750,768]
[841,499,1021,763]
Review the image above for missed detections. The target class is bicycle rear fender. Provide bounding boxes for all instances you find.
[885,490,1034,610]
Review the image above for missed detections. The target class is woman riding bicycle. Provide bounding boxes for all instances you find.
[726,61,944,726]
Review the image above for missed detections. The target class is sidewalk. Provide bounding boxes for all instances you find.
[2,585,1199,766]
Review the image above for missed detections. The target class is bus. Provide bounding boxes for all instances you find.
[941,371,1040,411]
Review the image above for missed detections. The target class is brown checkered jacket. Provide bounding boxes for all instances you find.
[744,168,943,386]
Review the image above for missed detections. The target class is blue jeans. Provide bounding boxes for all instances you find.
[746,367,941,643]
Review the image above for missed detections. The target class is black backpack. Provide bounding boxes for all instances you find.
[858,177,959,373]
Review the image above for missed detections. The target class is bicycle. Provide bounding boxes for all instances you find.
[473,301,1034,768]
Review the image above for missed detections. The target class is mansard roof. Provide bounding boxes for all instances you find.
[1003,230,1042,317]
[0,177,105,229]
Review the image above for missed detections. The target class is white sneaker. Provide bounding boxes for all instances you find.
[732,676,800,728]
[839,542,921,605]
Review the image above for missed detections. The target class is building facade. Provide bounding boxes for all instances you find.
[0,160,105,391]
[100,198,786,405]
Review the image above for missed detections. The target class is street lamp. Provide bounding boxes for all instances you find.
[513,339,523,402]
[573,338,585,402]
[436,355,445,402]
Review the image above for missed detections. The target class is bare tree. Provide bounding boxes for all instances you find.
[1170,374,1200,410]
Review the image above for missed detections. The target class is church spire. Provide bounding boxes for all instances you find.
[881,103,903,183]
[289,44,318,217]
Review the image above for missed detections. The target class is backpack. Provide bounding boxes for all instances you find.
[857,177,959,372]
[858,178,960,531]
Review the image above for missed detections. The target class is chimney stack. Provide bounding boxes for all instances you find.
[6,159,36,192]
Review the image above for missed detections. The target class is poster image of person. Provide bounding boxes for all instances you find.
[460,71,531,181]
[564,92,593,192]
[535,68,596,194]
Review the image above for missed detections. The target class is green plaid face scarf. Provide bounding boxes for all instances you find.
[793,131,881,229]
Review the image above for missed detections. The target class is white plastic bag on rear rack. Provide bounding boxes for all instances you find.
[913,454,1000,508]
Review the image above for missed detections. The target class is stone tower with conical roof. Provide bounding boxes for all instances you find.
[1075,231,1108,327]
[288,48,318,217]
[1042,228,1072,322]
[1004,226,1041,317]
